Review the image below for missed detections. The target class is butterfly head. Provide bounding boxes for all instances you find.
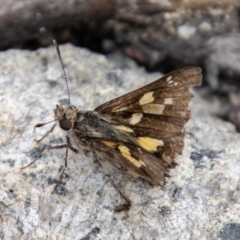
[51,40,80,132]
[54,104,79,131]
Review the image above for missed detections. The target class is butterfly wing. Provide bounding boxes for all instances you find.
[93,67,202,185]
[92,141,170,186]
[95,66,202,115]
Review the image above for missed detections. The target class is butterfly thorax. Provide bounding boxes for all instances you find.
[54,104,136,144]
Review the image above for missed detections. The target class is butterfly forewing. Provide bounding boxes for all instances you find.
[95,67,202,113]
[95,67,202,138]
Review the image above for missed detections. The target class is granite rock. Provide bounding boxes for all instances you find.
[0,44,240,239]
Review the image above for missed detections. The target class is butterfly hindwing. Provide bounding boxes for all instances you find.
[92,141,169,186]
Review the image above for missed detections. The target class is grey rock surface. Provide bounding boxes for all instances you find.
[0,44,240,239]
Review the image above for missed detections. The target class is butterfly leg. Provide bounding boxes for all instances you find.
[93,157,131,212]
[51,146,69,194]
[21,142,68,169]
[22,136,78,193]
[34,123,56,143]
[107,175,131,212]
[52,136,78,193]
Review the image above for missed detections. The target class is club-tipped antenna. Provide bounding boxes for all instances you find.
[53,39,71,105]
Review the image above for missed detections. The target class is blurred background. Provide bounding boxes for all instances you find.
[1,0,240,129]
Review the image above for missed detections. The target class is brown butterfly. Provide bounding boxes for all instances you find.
[22,40,202,211]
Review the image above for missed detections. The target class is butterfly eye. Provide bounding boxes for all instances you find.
[59,118,72,131]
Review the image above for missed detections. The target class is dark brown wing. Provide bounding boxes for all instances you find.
[95,67,202,139]
[95,67,202,115]
[93,67,202,185]
[92,141,173,186]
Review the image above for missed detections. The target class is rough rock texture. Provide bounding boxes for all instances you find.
[1,44,240,239]
[1,1,240,131]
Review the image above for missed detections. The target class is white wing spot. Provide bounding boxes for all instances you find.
[167,75,172,81]
[139,91,154,105]
[168,80,173,84]
[130,113,143,125]
[164,98,173,104]
[174,82,178,86]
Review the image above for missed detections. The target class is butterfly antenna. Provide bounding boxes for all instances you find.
[53,39,71,105]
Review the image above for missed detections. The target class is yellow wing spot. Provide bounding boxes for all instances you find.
[118,145,146,168]
[142,104,165,115]
[138,137,164,152]
[139,91,154,105]
[101,141,116,148]
[115,125,134,133]
[130,113,143,125]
